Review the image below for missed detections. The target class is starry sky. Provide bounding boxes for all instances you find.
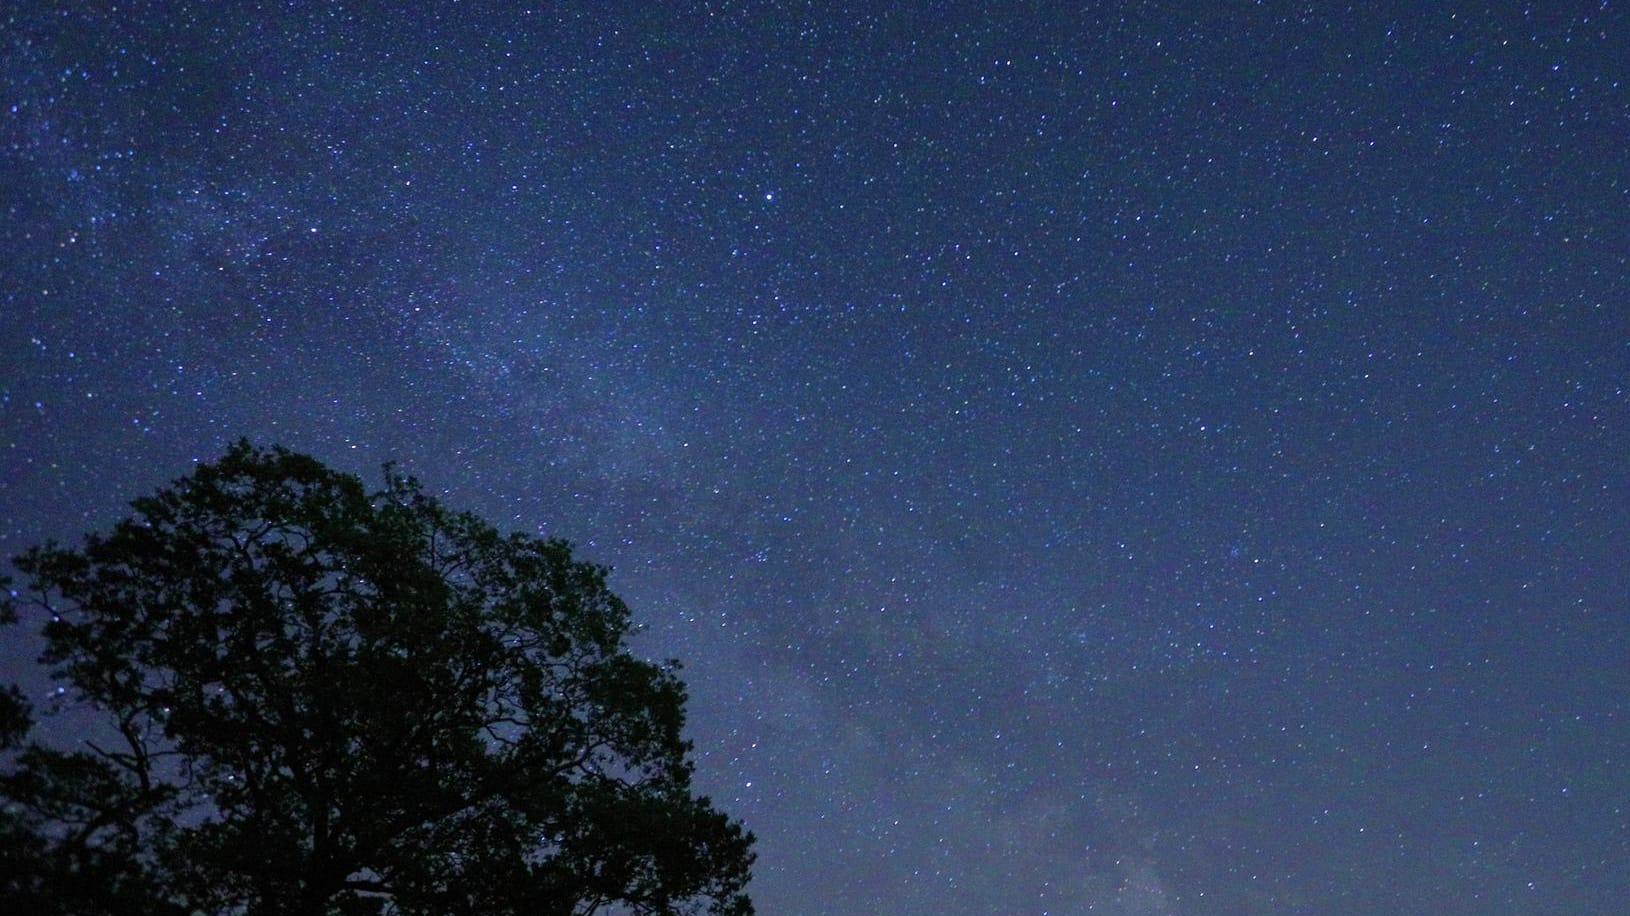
[2,2,1627,913]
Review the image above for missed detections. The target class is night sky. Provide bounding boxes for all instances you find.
[3,2,1628,913]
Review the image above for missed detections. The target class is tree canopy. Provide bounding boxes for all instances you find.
[0,441,754,916]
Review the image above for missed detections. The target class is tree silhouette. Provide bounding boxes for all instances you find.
[0,441,753,915]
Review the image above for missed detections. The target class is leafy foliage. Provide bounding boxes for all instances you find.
[1,441,753,915]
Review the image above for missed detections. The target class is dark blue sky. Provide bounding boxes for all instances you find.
[3,2,1627,912]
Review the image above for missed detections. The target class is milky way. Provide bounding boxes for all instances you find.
[3,3,1627,912]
